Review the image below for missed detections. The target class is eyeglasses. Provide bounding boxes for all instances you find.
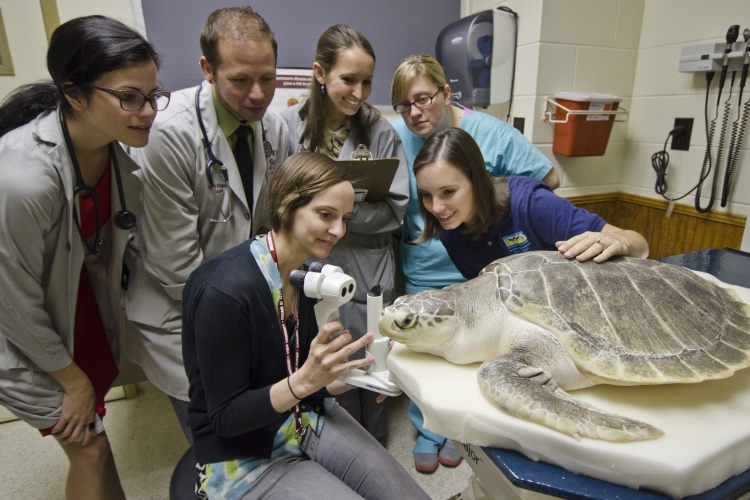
[393,88,443,114]
[89,85,171,112]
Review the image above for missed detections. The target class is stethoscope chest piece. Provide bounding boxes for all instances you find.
[113,209,137,230]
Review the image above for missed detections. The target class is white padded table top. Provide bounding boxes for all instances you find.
[387,272,750,498]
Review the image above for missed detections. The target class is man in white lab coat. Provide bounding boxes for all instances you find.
[127,6,289,441]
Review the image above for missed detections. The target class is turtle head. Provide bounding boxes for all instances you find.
[379,289,458,349]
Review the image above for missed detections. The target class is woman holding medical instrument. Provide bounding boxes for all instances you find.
[0,15,167,499]
[182,152,427,499]
[280,24,408,443]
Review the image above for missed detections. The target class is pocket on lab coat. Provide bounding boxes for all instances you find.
[0,335,35,382]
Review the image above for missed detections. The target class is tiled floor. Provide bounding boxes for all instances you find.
[0,383,472,499]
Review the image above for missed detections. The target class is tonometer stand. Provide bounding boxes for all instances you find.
[291,265,401,397]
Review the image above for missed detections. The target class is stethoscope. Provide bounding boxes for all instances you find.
[59,109,135,254]
[194,84,273,189]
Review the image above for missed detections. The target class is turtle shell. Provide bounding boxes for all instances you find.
[480,251,750,385]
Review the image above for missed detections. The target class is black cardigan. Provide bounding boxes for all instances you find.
[182,240,329,464]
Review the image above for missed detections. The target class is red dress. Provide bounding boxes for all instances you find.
[40,159,120,435]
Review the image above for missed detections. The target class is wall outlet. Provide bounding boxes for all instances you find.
[671,118,694,151]
[513,117,525,134]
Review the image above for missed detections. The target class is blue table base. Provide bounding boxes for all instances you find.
[481,446,750,500]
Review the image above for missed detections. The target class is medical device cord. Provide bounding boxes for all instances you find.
[720,29,750,207]
[696,72,735,213]
[652,126,685,197]
[497,6,518,122]
[653,73,716,203]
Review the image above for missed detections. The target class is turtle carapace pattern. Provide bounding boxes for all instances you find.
[379,251,750,442]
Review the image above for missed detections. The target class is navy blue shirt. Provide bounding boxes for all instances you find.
[440,176,606,279]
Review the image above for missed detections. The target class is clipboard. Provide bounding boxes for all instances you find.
[336,145,399,202]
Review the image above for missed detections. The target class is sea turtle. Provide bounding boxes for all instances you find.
[379,251,750,442]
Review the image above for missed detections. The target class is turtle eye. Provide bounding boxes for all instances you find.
[399,314,418,329]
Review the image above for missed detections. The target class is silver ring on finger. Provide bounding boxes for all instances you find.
[595,237,607,251]
[345,361,349,371]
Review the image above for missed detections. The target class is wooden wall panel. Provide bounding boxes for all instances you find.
[566,193,746,260]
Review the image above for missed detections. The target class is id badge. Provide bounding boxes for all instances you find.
[299,424,320,461]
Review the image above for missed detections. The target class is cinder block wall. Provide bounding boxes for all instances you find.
[465,0,749,247]
[622,0,749,219]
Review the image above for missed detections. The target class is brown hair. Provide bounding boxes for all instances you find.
[413,128,509,242]
[0,15,160,136]
[299,24,380,153]
[200,6,277,68]
[390,53,447,106]
[267,152,353,233]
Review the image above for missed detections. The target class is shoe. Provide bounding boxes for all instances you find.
[413,452,439,473]
[438,441,463,467]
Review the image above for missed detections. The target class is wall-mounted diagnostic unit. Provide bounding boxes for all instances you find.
[679,41,747,73]
[667,25,750,214]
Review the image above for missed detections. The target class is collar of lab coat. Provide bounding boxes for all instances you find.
[31,109,141,213]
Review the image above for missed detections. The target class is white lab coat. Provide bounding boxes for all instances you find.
[0,110,140,429]
[279,103,408,340]
[126,82,289,400]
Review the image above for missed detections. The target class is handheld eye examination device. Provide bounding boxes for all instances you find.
[290,263,402,397]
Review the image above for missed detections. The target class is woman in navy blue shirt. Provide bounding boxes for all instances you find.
[413,128,648,279]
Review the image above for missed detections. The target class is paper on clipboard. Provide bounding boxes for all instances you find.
[336,145,399,202]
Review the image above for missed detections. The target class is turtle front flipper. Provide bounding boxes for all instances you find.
[477,356,664,442]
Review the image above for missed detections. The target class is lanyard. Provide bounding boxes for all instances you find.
[265,231,304,439]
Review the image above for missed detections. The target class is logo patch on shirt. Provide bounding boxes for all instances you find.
[502,231,530,254]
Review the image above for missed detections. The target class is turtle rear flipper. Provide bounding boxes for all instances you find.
[477,356,664,442]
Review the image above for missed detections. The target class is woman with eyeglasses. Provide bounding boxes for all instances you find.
[0,16,168,499]
[389,54,560,472]
[279,25,408,444]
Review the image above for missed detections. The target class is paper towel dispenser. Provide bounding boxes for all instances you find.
[436,8,516,108]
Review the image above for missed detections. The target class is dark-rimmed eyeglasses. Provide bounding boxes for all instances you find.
[90,85,171,112]
[393,88,443,114]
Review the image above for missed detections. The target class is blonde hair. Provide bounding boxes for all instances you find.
[390,53,447,106]
[267,153,353,233]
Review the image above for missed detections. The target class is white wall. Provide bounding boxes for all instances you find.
[57,0,135,27]
[0,1,50,99]
[464,0,644,198]
[464,0,748,245]
[0,0,135,102]
[622,0,749,221]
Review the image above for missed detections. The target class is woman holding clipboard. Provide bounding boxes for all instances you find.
[280,24,407,444]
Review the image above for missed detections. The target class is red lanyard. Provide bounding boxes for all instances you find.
[265,231,304,439]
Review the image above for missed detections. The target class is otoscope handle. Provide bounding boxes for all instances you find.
[719,25,741,90]
[726,25,740,46]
